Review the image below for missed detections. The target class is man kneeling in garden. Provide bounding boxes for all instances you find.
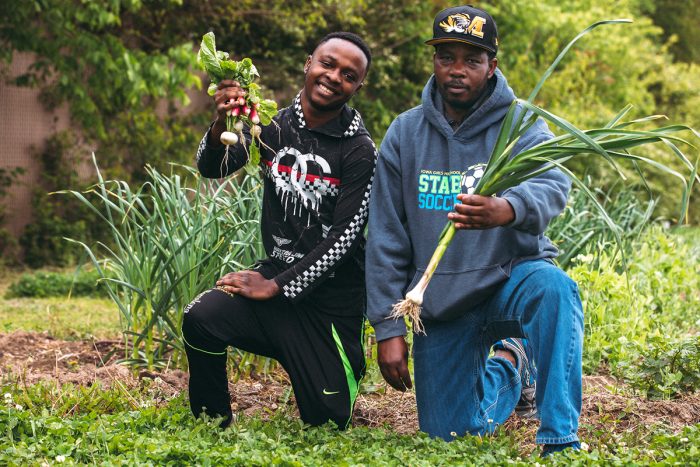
[183,32,375,428]
[366,6,584,456]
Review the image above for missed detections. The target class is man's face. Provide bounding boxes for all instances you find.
[303,38,367,112]
[433,42,497,110]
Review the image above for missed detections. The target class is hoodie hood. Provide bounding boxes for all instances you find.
[421,68,515,140]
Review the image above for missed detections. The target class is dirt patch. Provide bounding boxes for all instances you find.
[504,375,700,453]
[2,331,699,440]
[0,331,127,384]
[581,375,700,430]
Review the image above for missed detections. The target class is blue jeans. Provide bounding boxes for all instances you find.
[413,259,583,445]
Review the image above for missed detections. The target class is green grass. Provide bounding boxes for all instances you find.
[0,296,120,339]
[0,268,120,340]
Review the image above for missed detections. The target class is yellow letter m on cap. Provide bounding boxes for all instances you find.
[466,15,486,38]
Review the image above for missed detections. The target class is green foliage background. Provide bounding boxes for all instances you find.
[1,0,698,263]
[4,269,105,299]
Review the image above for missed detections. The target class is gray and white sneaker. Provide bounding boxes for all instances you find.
[494,337,538,419]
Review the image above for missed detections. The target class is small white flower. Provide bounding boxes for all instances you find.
[14,404,23,411]
[574,253,593,263]
[55,455,66,463]
[3,393,11,402]
[581,441,590,451]
[680,437,689,443]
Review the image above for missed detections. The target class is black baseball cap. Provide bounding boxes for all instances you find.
[425,5,499,54]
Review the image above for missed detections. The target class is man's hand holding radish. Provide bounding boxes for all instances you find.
[210,80,247,146]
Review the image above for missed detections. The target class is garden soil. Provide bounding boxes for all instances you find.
[2,331,699,452]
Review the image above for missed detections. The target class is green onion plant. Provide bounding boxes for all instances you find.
[61,156,264,369]
[547,181,655,269]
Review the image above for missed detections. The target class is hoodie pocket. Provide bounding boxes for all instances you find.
[406,261,512,321]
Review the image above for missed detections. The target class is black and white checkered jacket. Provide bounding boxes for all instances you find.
[196,92,376,305]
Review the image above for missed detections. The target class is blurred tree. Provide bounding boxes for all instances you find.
[641,0,700,64]
[0,0,442,174]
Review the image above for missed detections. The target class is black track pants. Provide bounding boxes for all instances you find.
[182,283,366,429]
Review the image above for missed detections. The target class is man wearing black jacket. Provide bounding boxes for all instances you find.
[183,32,375,429]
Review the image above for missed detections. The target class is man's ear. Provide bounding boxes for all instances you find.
[487,57,498,78]
[304,55,311,74]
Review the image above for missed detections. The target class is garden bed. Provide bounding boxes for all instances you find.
[2,330,699,445]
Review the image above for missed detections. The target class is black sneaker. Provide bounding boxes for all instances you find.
[493,337,537,419]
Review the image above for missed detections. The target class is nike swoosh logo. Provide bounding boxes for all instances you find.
[322,389,339,395]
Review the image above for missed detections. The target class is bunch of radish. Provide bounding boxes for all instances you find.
[198,32,278,174]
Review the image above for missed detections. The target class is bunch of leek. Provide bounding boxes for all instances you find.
[392,20,700,333]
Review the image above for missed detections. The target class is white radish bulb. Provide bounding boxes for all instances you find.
[250,125,262,138]
[220,131,239,145]
[233,120,244,132]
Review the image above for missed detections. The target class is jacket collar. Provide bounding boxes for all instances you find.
[291,92,363,138]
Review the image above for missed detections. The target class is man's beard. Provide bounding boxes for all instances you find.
[440,81,488,111]
[443,94,479,110]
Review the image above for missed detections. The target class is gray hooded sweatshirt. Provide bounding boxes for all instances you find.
[366,69,570,341]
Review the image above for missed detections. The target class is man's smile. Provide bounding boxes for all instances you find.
[317,82,338,96]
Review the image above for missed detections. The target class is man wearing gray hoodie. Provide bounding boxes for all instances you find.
[366,5,583,456]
